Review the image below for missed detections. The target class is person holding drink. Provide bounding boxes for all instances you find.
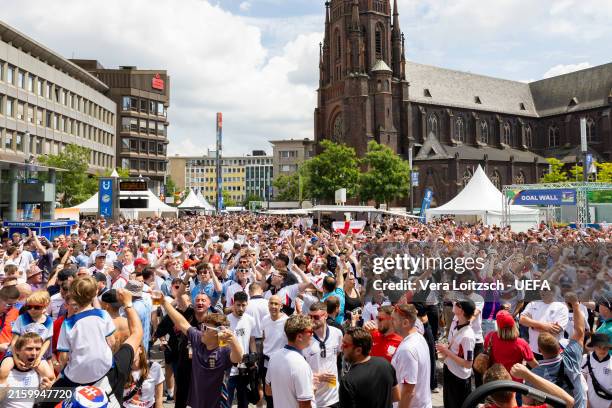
[304,302,343,408]
[158,294,243,408]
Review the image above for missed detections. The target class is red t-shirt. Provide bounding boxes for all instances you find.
[484,332,534,382]
[0,308,20,359]
[369,329,402,362]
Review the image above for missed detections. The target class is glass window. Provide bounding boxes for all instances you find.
[53,114,59,130]
[54,87,60,102]
[17,102,25,120]
[37,79,43,96]
[130,118,138,132]
[5,132,13,150]
[59,116,65,132]
[157,102,164,116]
[46,111,52,128]
[61,90,67,105]
[27,106,34,123]
[157,143,164,155]
[37,108,44,126]
[121,138,130,151]
[149,101,155,113]
[139,119,147,133]
[130,97,138,111]
[149,161,156,171]
[63,117,69,133]
[35,137,42,154]
[0,95,3,115]
[140,140,147,152]
[0,61,3,82]
[140,160,146,170]
[139,99,147,112]
[159,161,166,172]
[46,83,52,99]
[149,141,156,153]
[6,98,14,117]
[18,70,25,88]
[121,117,130,132]
[68,93,73,108]
[27,75,34,92]
[130,139,138,151]
[121,159,129,169]
[7,65,15,85]
[148,121,156,134]
[15,133,23,151]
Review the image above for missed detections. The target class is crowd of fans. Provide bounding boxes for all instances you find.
[0,214,609,408]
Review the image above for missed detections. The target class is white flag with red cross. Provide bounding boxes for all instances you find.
[332,220,366,235]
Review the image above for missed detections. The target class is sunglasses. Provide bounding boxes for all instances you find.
[309,314,325,321]
[319,341,327,358]
[201,324,222,332]
[377,316,390,322]
[28,304,46,310]
[301,329,314,336]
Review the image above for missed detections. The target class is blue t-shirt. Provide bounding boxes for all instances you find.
[191,281,221,305]
[133,298,152,352]
[322,287,345,324]
[531,339,586,408]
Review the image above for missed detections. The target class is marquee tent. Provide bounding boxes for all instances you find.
[70,189,178,218]
[195,190,216,212]
[425,165,540,231]
[178,189,214,213]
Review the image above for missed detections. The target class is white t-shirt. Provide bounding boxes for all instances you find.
[581,352,612,408]
[303,326,343,407]
[228,313,255,376]
[468,293,484,343]
[122,361,165,408]
[521,301,569,353]
[57,308,115,384]
[391,332,432,408]
[265,347,315,408]
[225,282,250,308]
[445,321,476,379]
[0,368,39,408]
[90,250,117,265]
[245,296,269,338]
[565,303,590,339]
[48,292,65,320]
[262,315,288,365]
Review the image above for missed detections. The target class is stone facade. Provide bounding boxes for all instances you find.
[314,0,612,206]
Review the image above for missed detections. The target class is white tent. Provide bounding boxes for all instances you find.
[71,190,178,218]
[195,190,216,211]
[425,165,540,231]
[178,189,214,213]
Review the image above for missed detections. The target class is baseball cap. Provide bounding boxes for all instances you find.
[183,259,197,270]
[495,310,516,329]
[134,258,149,267]
[93,272,107,284]
[595,290,611,310]
[455,299,476,318]
[125,280,144,298]
[59,386,108,408]
[95,253,106,259]
[113,261,124,271]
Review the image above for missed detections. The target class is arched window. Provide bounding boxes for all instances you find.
[525,125,533,148]
[490,170,502,190]
[455,116,465,142]
[548,125,560,147]
[335,30,341,60]
[462,168,473,187]
[427,114,438,138]
[331,114,343,142]
[502,122,511,145]
[480,120,489,144]
[586,118,597,142]
[375,24,384,59]
[513,171,526,184]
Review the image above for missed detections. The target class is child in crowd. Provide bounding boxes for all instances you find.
[55,276,116,387]
[0,290,53,374]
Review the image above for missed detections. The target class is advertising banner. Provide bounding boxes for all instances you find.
[510,189,576,206]
[419,188,433,223]
[98,178,114,218]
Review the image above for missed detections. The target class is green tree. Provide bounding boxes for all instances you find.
[540,158,568,183]
[273,174,300,201]
[359,141,411,206]
[568,164,584,182]
[595,162,612,182]
[164,176,177,196]
[303,140,360,201]
[38,145,99,207]
[222,190,237,207]
[102,168,130,178]
[243,193,263,206]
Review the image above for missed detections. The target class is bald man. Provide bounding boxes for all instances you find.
[261,295,289,408]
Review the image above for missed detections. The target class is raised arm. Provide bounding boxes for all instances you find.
[116,289,143,351]
[160,294,192,335]
[510,364,574,408]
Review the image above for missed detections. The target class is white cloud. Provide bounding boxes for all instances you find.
[239,1,251,12]
[542,62,592,78]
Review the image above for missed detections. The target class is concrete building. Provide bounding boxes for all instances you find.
[71,60,170,194]
[168,150,273,204]
[0,21,116,172]
[270,138,315,197]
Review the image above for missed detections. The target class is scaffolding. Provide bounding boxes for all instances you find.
[501,182,612,228]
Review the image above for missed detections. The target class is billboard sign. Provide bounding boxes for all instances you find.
[98,178,114,218]
[510,189,576,206]
[151,73,164,91]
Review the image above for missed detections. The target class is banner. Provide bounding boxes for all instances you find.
[98,178,114,218]
[511,189,576,206]
[332,220,366,235]
[419,188,433,223]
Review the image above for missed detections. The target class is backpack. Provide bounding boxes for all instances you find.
[582,354,612,400]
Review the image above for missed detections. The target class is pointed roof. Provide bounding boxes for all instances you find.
[195,190,216,211]
[425,165,538,217]
[371,59,392,73]
[178,189,208,209]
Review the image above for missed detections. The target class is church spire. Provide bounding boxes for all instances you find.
[348,0,363,73]
[350,0,360,31]
[322,1,331,84]
[391,0,402,79]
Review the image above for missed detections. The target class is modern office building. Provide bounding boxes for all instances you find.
[168,150,273,204]
[71,60,170,194]
[270,138,315,197]
[0,21,116,171]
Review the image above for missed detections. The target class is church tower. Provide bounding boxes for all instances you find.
[314,0,410,157]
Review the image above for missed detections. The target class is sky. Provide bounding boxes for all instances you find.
[2,0,611,156]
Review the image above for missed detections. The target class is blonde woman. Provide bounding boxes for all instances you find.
[123,343,165,408]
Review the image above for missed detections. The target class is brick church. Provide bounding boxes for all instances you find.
[314,0,612,206]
